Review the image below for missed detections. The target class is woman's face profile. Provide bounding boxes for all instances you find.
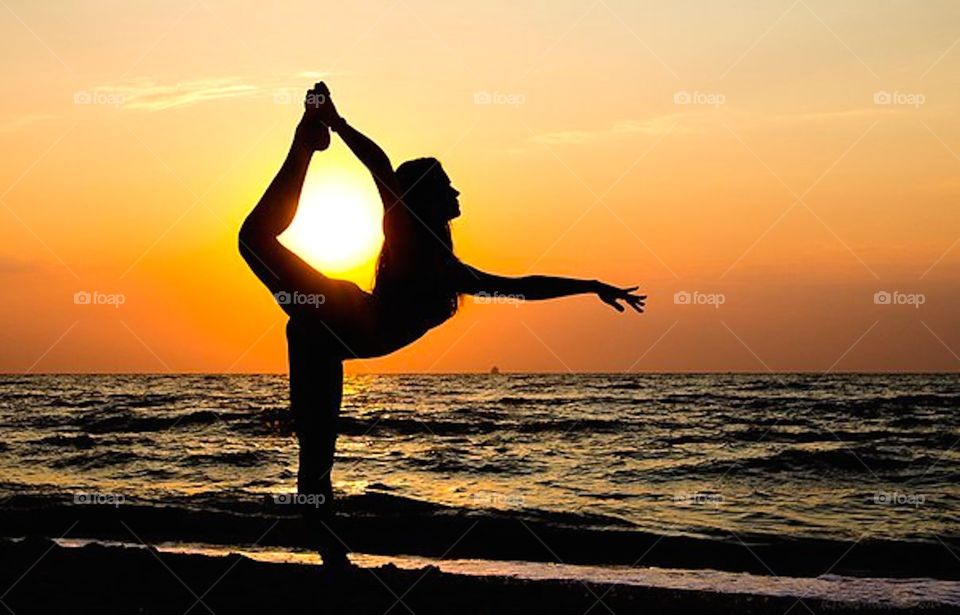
[429,171,460,220]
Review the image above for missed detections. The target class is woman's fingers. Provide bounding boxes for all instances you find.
[597,283,646,314]
[304,82,339,124]
[600,291,647,314]
[600,295,625,312]
[305,82,331,111]
[304,90,320,112]
[621,292,646,314]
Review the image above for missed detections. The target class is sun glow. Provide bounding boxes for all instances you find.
[278,169,384,289]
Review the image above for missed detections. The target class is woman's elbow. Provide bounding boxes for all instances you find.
[238,220,255,255]
[238,232,252,260]
[238,220,271,264]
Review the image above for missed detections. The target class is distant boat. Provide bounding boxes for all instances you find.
[490,366,500,375]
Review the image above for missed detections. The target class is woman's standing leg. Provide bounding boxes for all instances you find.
[287,321,349,567]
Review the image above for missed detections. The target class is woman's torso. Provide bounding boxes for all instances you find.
[287,285,451,361]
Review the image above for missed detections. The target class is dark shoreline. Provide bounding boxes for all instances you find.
[3,494,958,581]
[2,537,953,615]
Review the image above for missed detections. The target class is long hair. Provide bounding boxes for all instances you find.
[374,157,459,323]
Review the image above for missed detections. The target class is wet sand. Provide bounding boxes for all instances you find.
[1,537,953,614]
[4,494,958,580]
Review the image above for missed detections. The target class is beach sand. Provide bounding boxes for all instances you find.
[2,537,953,615]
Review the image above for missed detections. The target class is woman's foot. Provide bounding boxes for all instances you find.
[321,551,353,569]
[318,549,356,585]
[316,527,354,574]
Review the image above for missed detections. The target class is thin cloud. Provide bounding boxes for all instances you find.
[81,72,344,112]
[88,77,258,111]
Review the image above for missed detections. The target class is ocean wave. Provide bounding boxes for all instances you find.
[45,393,186,410]
[880,393,960,408]
[336,415,630,437]
[496,395,632,407]
[184,451,270,467]
[33,434,97,448]
[725,427,921,444]
[657,393,735,405]
[406,456,546,476]
[593,381,645,390]
[49,450,141,470]
[728,447,914,474]
[79,409,223,433]
[736,379,817,391]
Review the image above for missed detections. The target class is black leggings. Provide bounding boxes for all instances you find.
[287,322,346,557]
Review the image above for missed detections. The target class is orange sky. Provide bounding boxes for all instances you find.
[1,0,958,373]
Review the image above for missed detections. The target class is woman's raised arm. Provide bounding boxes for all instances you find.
[330,116,403,211]
[309,85,402,211]
[318,87,410,243]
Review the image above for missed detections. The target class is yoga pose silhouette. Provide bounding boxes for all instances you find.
[239,83,645,570]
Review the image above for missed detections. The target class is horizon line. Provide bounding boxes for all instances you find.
[3,370,957,376]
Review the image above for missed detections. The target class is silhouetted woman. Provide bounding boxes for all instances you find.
[239,83,645,570]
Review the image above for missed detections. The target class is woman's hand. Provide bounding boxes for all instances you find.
[596,283,646,313]
[294,83,336,151]
[307,81,340,123]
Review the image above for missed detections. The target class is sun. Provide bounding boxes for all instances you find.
[278,169,384,289]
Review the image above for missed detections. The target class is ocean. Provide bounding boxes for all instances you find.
[1,373,959,605]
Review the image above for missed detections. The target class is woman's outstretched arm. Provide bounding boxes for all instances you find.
[239,92,329,294]
[452,263,646,313]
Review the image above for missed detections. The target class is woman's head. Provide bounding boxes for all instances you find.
[394,158,460,222]
[374,157,462,322]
